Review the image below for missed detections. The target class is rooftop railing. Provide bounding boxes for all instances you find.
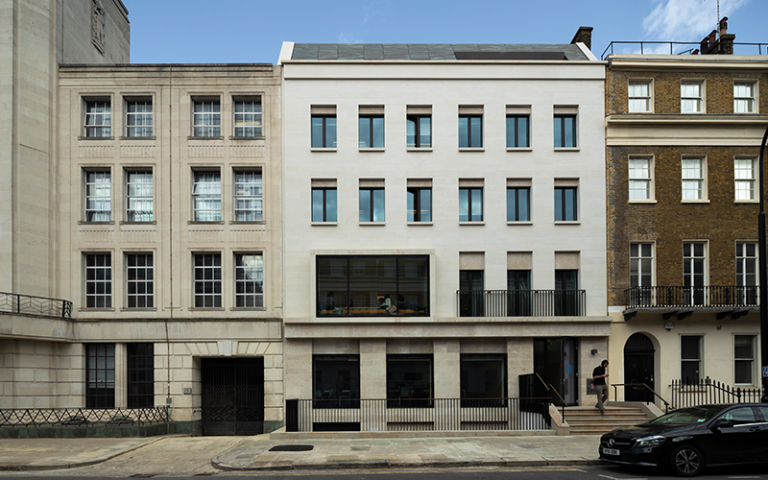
[601,41,768,60]
[0,292,73,319]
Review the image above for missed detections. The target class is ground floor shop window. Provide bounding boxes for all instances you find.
[86,343,115,409]
[313,355,360,408]
[461,354,507,407]
[386,354,433,407]
[127,343,155,408]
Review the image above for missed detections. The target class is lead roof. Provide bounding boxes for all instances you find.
[290,43,589,61]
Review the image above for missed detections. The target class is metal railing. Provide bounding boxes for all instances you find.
[670,378,762,409]
[0,407,167,428]
[611,383,671,413]
[601,41,768,60]
[286,397,551,432]
[624,286,758,309]
[0,292,73,319]
[457,290,586,317]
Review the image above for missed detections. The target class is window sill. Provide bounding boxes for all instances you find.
[734,199,759,204]
[359,148,385,152]
[187,136,223,141]
[229,220,265,225]
[459,221,485,226]
[459,147,484,152]
[78,136,114,141]
[188,221,225,225]
[628,110,652,114]
[229,136,265,141]
[360,222,386,226]
[681,200,710,204]
[506,147,532,152]
[79,221,115,225]
[189,307,225,312]
[120,221,157,225]
[78,308,115,312]
[311,221,338,226]
[554,147,579,152]
[311,147,337,152]
[120,307,157,312]
[406,147,433,152]
[119,136,156,141]
[230,307,267,312]
[628,200,657,204]
[555,221,580,225]
[507,221,533,225]
[407,221,433,226]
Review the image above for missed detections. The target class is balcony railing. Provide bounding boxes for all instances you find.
[0,292,73,319]
[624,286,758,309]
[456,290,586,317]
[600,41,768,60]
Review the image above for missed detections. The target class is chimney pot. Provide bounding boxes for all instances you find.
[719,16,728,36]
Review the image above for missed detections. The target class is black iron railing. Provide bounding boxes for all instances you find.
[601,41,768,60]
[611,383,671,413]
[0,407,167,428]
[286,398,551,432]
[670,378,762,409]
[457,290,585,317]
[625,286,758,309]
[0,292,73,319]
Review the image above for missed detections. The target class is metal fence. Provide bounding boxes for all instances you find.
[624,286,758,309]
[0,292,73,319]
[0,407,167,428]
[286,398,551,432]
[456,290,586,317]
[670,378,762,409]
[601,41,768,59]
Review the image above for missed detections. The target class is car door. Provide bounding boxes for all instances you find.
[755,406,768,463]
[704,406,761,465]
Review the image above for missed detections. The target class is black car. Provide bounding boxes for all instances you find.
[599,403,768,476]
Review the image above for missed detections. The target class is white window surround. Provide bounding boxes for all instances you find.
[734,81,757,114]
[628,156,654,202]
[628,80,652,113]
[681,157,707,202]
[734,334,757,385]
[83,98,112,138]
[681,81,704,114]
[734,158,757,202]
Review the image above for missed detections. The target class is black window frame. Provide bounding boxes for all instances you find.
[311,115,337,148]
[406,114,432,148]
[506,115,530,148]
[460,353,508,407]
[506,187,530,222]
[127,343,155,408]
[407,187,432,222]
[459,114,483,148]
[86,343,115,409]
[459,187,483,222]
[359,187,385,223]
[554,186,578,221]
[311,187,337,223]
[312,354,361,409]
[358,115,385,148]
[386,354,434,408]
[553,114,577,148]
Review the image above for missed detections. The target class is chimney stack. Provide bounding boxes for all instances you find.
[719,17,728,37]
[570,26,593,51]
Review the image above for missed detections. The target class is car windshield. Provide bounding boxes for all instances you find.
[648,406,724,425]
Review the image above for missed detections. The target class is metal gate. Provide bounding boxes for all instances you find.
[201,358,264,435]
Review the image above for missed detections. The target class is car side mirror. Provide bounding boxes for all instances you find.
[712,419,734,430]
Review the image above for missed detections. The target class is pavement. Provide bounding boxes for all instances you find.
[0,433,602,474]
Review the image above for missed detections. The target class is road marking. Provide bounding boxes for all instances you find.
[598,475,647,480]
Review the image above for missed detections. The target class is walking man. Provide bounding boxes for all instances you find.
[593,359,609,414]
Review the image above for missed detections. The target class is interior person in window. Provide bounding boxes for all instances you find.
[379,294,397,314]
[593,359,609,414]
[325,291,335,314]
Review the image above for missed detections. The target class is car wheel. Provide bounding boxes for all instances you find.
[670,445,704,477]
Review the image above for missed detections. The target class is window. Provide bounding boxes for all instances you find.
[507,270,531,316]
[312,187,337,222]
[192,99,221,137]
[193,253,221,308]
[554,186,577,221]
[628,81,651,112]
[407,187,431,222]
[313,355,360,406]
[555,269,579,316]
[311,115,337,148]
[734,82,756,113]
[126,253,153,309]
[407,115,431,148]
[459,187,483,222]
[359,115,384,148]
[459,115,482,148]
[126,170,153,222]
[85,170,111,222]
[86,343,115,408]
[234,169,263,221]
[235,253,263,308]
[681,158,705,201]
[359,187,385,222]
[459,269,484,317]
[681,81,703,113]
[192,170,221,222]
[736,242,758,306]
[127,343,154,408]
[553,115,576,148]
[233,98,262,137]
[734,158,756,201]
[84,99,111,137]
[316,255,429,316]
[630,243,653,288]
[683,242,706,306]
[386,354,433,407]
[85,253,111,308]
[681,335,702,384]
[628,157,652,201]
[507,187,530,222]
[125,99,152,137]
[506,115,529,148]
[734,335,755,384]
[461,354,507,405]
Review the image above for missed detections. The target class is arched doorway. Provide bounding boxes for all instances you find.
[623,333,655,402]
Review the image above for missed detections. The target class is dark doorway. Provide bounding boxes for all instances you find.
[624,333,655,402]
[201,357,264,435]
[533,337,578,406]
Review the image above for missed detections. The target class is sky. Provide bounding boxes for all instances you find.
[125,0,767,64]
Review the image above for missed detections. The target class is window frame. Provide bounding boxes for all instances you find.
[193,252,222,309]
[358,115,385,149]
[359,187,385,223]
[506,187,531,222]
[554,186,578,222]
[681,81,704,114]
[192,169,222,222]
[628,156,654,202]
[83,98,112,138]
[736,242,758,306]
[734,334,756,385]
[628,80,652,113]
[734,157,757,202]
[311,187,338,223]
[683,241,707,306]
[125,169,153,222]
[126,252,154,309]
[553,114,577,148]
[124,97,153,138]
[192,98,221,138]
[407,187,432,223]
[233,168,263,222]
[506,115,530,148]
[234,252,264,309]
[386,354,434,407]
[84,252,112,309]
[733,81,757,114]
[681,335,703,384]
[233,97,263,138]
[84,169,112,222]
[681,157,707,202]
[459,187,483,222]
[458,114,483,148]
[127,343,155,408]
[630,243,654,288]
[312,354,361,406]
[86,343,116,409]
[311,115,337,149]
[406,114,432,149]
[460,354,507,405]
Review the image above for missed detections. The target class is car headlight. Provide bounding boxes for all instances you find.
[634,435,666,448]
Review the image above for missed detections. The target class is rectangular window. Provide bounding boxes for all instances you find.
[406,115,431,148]
[734,158,756,201]
[359,187,385,222]
[628,81,651,112]
[126,170,153,222]
[628,157,652,201]
[192,170,221,222]
[85,170,111,222]
[459,187,483,222]
[235,253,263,308]
[555,269,579,316]
[460,354,507,405]
[194,253,221,308]
[506,115,529,148]
[736,242,758,306]
[313,355,360,407]
[630,243,653,288]
[554,187,577,221]
[125,99,153,137]
[407,187,432,222]
[683,242,706,306]
[233,98,262,137]
[234,169,263,222]
[311,115,337,148]
[681,335,702,384]
[459,115,482,148]
[459,269,484,317]
[734,82,756,113]
[85,253,112,308]
[86,343,115,409]
[386,354,433,407]
[126,253,153,309]
[681,158,704,201]
[681,81,703,113]
[192,99,221,137]
[553,115,576,148]
[734,335,755,384]
[84,100,111,138]
[359,115,384,148]
[127,343,154,408]
[507,269,531,316]
[316,255,429,316]
[506,187,530,222]
[311,188,337,222]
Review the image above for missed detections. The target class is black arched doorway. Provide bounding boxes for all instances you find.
[623,333,655,402]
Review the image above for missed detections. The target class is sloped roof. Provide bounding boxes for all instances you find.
[291,43,589,61]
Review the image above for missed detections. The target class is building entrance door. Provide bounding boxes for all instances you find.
[201,358,264,435]
[534,337,578,406]
[623,333,655,402]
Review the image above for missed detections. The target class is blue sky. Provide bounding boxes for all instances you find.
[126,0,766,64]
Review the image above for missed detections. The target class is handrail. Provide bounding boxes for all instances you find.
[601,41,768,60]
[611,383,671,413]
[0,291,73,319]
[534,372,568,422]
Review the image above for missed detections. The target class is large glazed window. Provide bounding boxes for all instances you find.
[316,255,429,316]
[127,343,154,408]
[86,343,115,409]
[313,355,360,405]
[460,354,507,405]
[387,354,433,407]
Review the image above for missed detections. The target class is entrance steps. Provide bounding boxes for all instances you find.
[564,406,650,435]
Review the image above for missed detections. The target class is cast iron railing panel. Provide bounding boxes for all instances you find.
[0,292,73,319]
[457,290,586,317]
[0,407,167,428]
[625,286,758,309]
[670,378,762,410]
